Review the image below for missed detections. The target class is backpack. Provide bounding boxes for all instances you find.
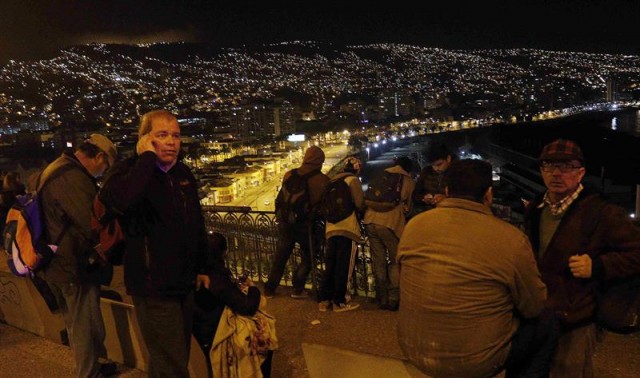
[275,169,319,224]
[91,193,126,265]
[3,165,72,277]
[320,174,355,224]
[364,171,403,212]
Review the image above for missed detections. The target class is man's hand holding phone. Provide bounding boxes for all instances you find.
[136,133,157,156]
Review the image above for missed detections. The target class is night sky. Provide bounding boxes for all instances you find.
[1,1,639,64]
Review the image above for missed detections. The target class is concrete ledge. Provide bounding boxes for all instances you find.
[0,270,66,344]
[100,298,149,371]
[101,296,215,376]
[302,343,429,378]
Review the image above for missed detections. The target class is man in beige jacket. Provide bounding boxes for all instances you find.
[398,159,558,378]
[363,156,415,310]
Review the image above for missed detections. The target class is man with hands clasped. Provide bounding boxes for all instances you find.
[524,139,640,377]
[101,110,212,378]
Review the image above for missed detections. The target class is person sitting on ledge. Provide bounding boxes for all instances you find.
[398,159,559,378]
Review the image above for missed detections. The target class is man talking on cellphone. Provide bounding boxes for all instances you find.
[101,109,212,377]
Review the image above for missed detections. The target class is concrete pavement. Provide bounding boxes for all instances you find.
[2,283,640,377]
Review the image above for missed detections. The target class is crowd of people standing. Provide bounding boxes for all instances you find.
[7,106,639,378]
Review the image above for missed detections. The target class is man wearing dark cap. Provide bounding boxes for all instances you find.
[40,134,118,377]
[412,143,454,215]
[524,139,640,377]
[265,145,330,299]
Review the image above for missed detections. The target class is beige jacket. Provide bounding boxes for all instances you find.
[397,198,546,378]
[211,307,278,378]
[363,165,415,239]
[325,173,366,242]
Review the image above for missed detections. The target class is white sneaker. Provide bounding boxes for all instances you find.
[318,301,331,312]
[333,302,360,312]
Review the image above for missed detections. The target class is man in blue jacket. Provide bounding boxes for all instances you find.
[101,110,211,378]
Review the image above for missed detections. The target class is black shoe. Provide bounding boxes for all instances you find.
[290,290,309,299]
[263,288,275,299]
[99,362,118,377]
[388,302,399,311]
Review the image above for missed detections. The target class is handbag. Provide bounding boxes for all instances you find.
[596,276,640,334]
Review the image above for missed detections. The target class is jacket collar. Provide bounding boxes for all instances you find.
[437,197,493,216]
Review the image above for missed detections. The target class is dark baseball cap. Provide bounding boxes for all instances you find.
[539,139,584,163]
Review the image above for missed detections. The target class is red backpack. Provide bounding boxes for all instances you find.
[91,194,126,265]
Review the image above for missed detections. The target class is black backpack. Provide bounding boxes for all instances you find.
[320,174,355,224]
[275,169,319,224]
[364,171,403,210]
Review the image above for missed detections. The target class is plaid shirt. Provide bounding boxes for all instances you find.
[537,184,583,216]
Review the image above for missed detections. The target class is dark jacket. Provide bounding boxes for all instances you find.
[276,146,329,224]
[193,265,261,351]
[524,189,640,327]
[412,166,446,213]
[40,152,100,284]
[100,152,209,298]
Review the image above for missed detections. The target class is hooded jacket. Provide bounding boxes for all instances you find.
[278,146,330,223]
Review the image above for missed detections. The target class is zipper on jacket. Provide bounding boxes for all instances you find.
[143,236,150,269]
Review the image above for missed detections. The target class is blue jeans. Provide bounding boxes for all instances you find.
[365,223,400,305]
[265,222,312,293]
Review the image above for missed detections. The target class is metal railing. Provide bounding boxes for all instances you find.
[203,207,377,298]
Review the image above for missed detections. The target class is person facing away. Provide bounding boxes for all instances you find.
[1,171,26,204]
[317,156,366,312]
[100,109,212,378]
[264,145,330,299]
[363,156,415,311]
[0,171,26,234]
[39,134,118,378]
[523,139,640,378]
[412,143,453,215]
[398,159,558,378]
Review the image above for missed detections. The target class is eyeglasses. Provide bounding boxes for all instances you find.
[540,162,582,173]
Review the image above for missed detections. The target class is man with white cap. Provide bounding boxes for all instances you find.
[39,133,118,377]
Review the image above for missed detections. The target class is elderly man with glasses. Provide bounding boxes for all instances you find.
[524,139,640,377]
